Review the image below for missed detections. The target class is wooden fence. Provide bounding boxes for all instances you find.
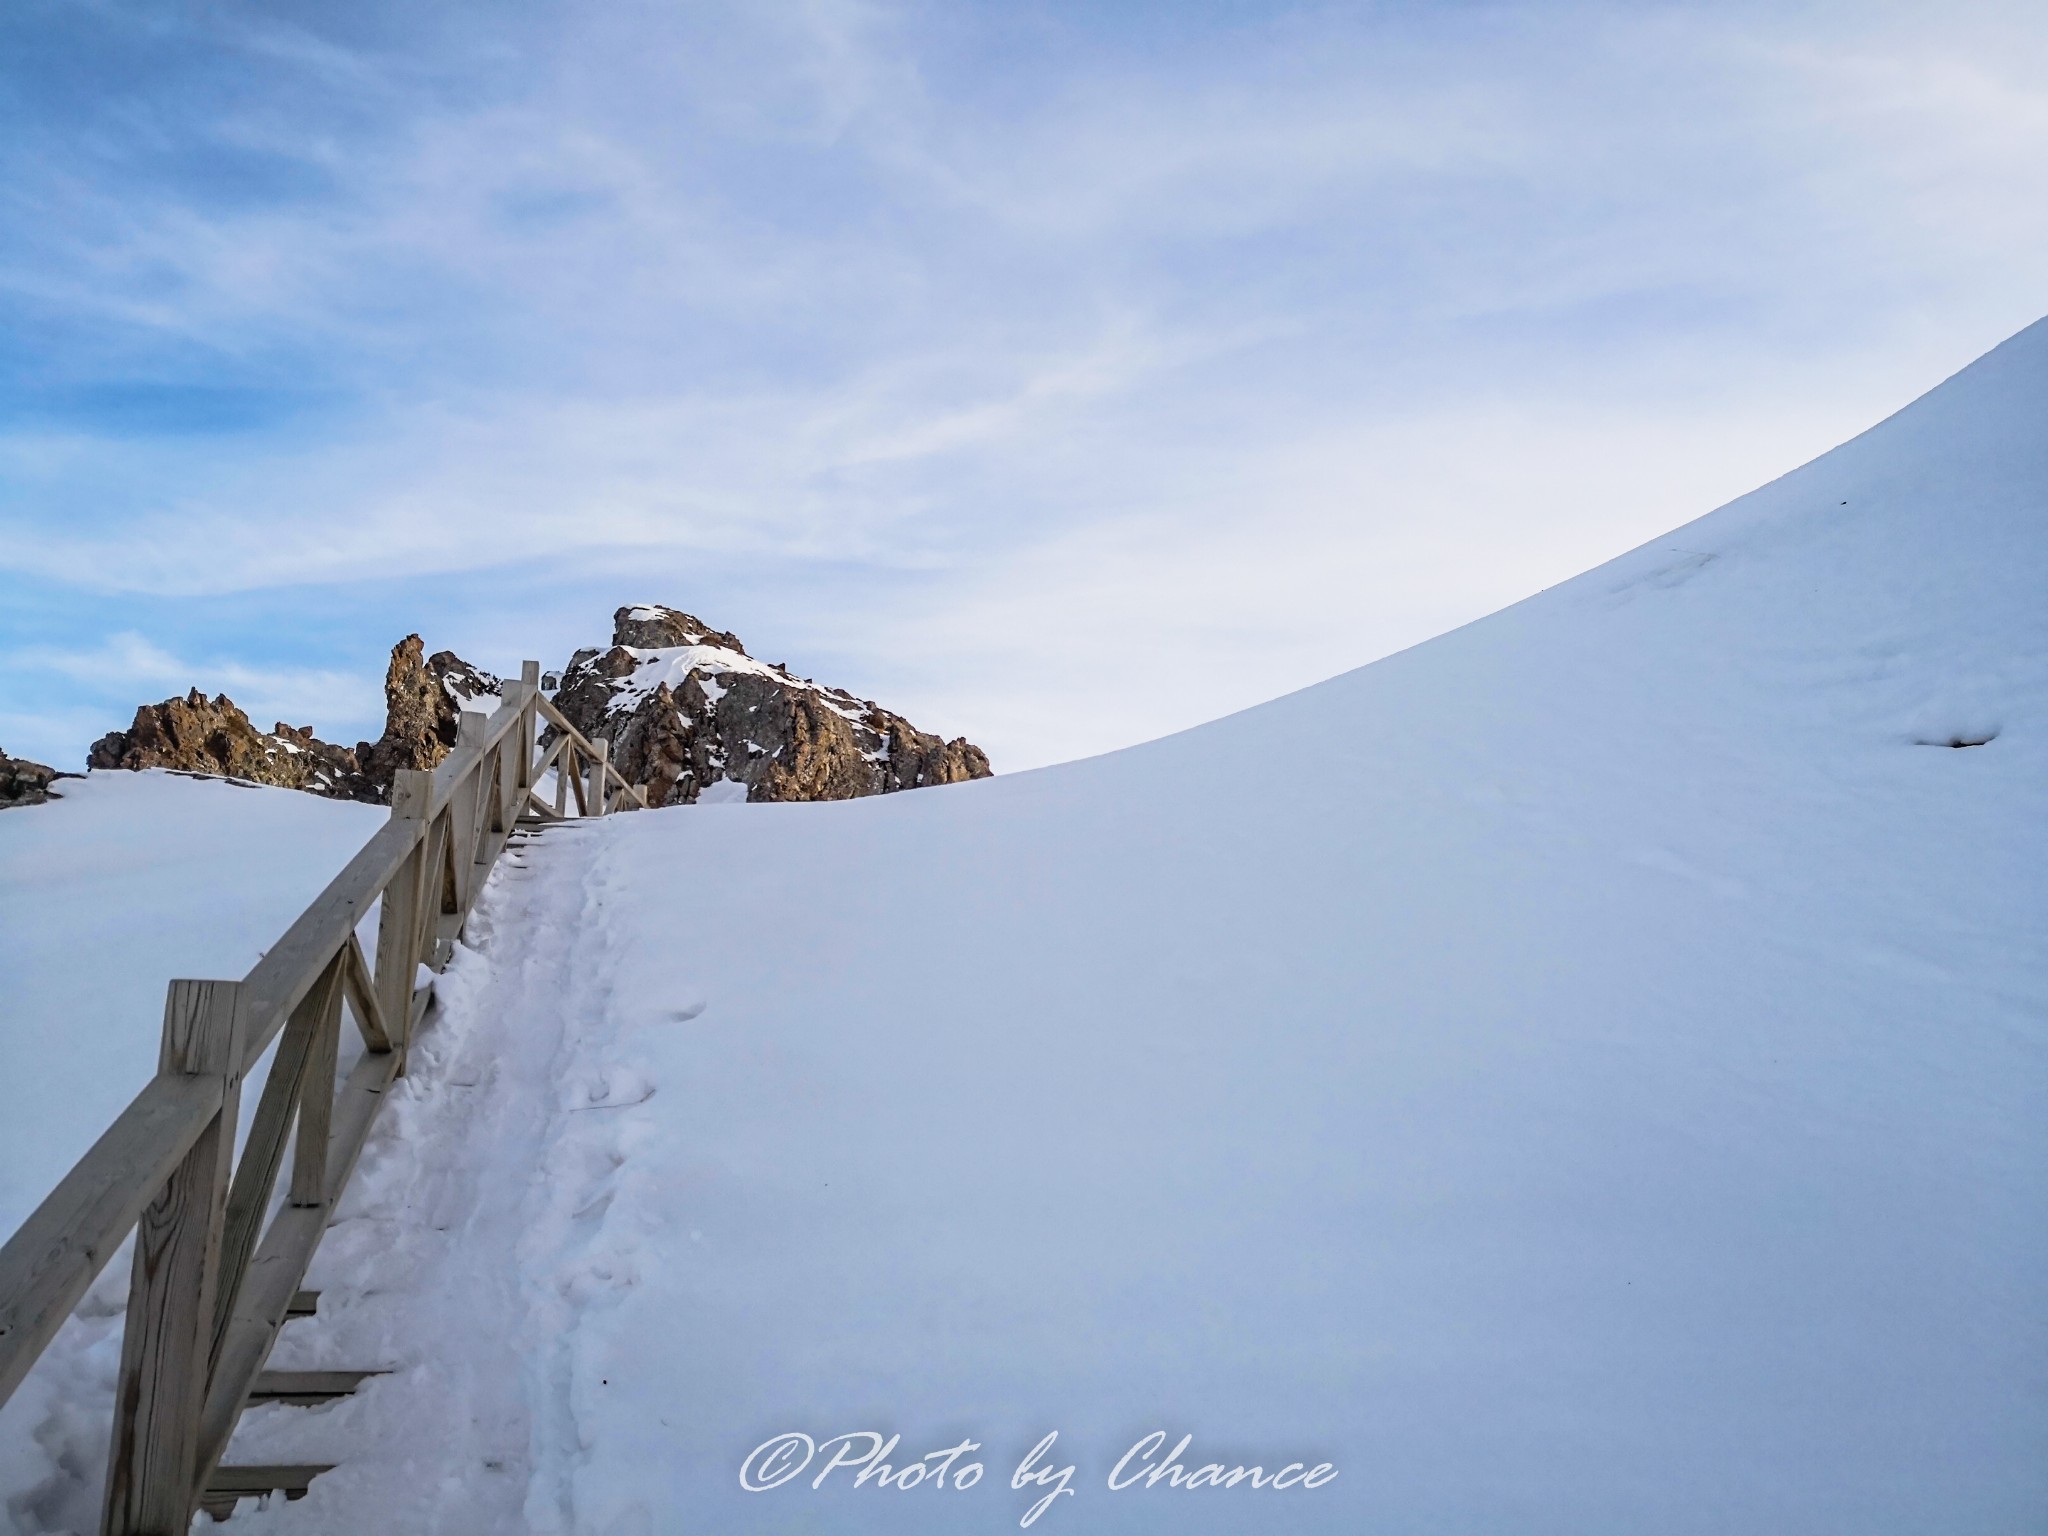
[0,666,645,1530]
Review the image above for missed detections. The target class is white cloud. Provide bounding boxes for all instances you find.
[7,634,381,741]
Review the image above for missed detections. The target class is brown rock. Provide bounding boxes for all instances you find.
[610,604,747,653]
[866,705,994,792]
[353,636,501,798]
[86,636,501,806]
[604,681,694,807]
[0,746,68,808]
[548,603,992,807]
[86,690,374,801]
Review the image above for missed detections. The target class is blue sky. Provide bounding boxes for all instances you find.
[2,0,2044,770]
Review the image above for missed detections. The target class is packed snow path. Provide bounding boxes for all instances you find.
[216,822,618,1532]
[4,322,2045,1534]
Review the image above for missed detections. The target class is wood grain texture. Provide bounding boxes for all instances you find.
[199,1464,333,1518]
[589,735,610,819]
[248,1369,383,1403]
[515,665,540,792]
[209,959,340,1371]
[195,1047,401,1485]
[376,768,433,1052]
[102,980,244,1536]
[288,975,340,1209]
[237,819,419,1074]
[342,933,393,1056]
[0,1076,219,1408]
[567,745,590,816]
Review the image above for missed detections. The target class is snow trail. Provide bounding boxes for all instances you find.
[208,822,628,1532]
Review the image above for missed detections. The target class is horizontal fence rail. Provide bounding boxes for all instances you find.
[0,664,645,1531]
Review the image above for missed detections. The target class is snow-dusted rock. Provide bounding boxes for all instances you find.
[84,636,501,805]
[0,747,67,808]
[86,690,374,801]
[352,635,502,798]
[76,607,974,814]
[548,604,991,806]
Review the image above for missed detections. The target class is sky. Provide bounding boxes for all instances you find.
[1,0,2044,772]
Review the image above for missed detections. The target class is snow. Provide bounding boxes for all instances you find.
[593,643,874,726]
[3,320,2046,1532]
[0,772,386,1247]
[599,646,777,715]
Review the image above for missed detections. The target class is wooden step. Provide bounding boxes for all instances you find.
[285,1288,319,1319]
[199,1464,334,1518]
[248,1368,386,1405]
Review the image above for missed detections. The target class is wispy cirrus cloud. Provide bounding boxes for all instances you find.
[5,632,378,738]
[0,0,2044,770]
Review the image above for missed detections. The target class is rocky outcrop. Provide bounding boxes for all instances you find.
[352,636,501,799]
[85,637,500,805]
[79,608,978,811]
[0,747,68,808]
[87,691,375,801]
[611,606,746,653]
[547,604,992,806]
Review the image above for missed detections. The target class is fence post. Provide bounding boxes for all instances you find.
[449,713,487,904]
[101,980,245,1536]
[590,736,610,818]
[517,662,541,796]
[287,964,344,1208]
[374,769,433,1065]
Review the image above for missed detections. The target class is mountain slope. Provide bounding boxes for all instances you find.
[6,321,2045,1533]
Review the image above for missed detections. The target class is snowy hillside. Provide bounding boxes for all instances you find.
[0,774,386,1245]
[4,319,2046,1533]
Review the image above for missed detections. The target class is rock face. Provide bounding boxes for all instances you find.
[352,636,502,799]
[85,637,501,805]
[87,691,376,801]
[548,604,992,806]
[0,747,67,808]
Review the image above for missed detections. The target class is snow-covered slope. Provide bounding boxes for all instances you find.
[0,773,386,1245]
[5,320,2046,1534]
[0,774,388,1534]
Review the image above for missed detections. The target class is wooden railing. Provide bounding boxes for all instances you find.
[0,665,645,1531]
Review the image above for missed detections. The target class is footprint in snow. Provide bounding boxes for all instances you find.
[574,1069,657,1111]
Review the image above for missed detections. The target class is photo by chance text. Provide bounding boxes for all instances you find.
[740,1428,1339,1527]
